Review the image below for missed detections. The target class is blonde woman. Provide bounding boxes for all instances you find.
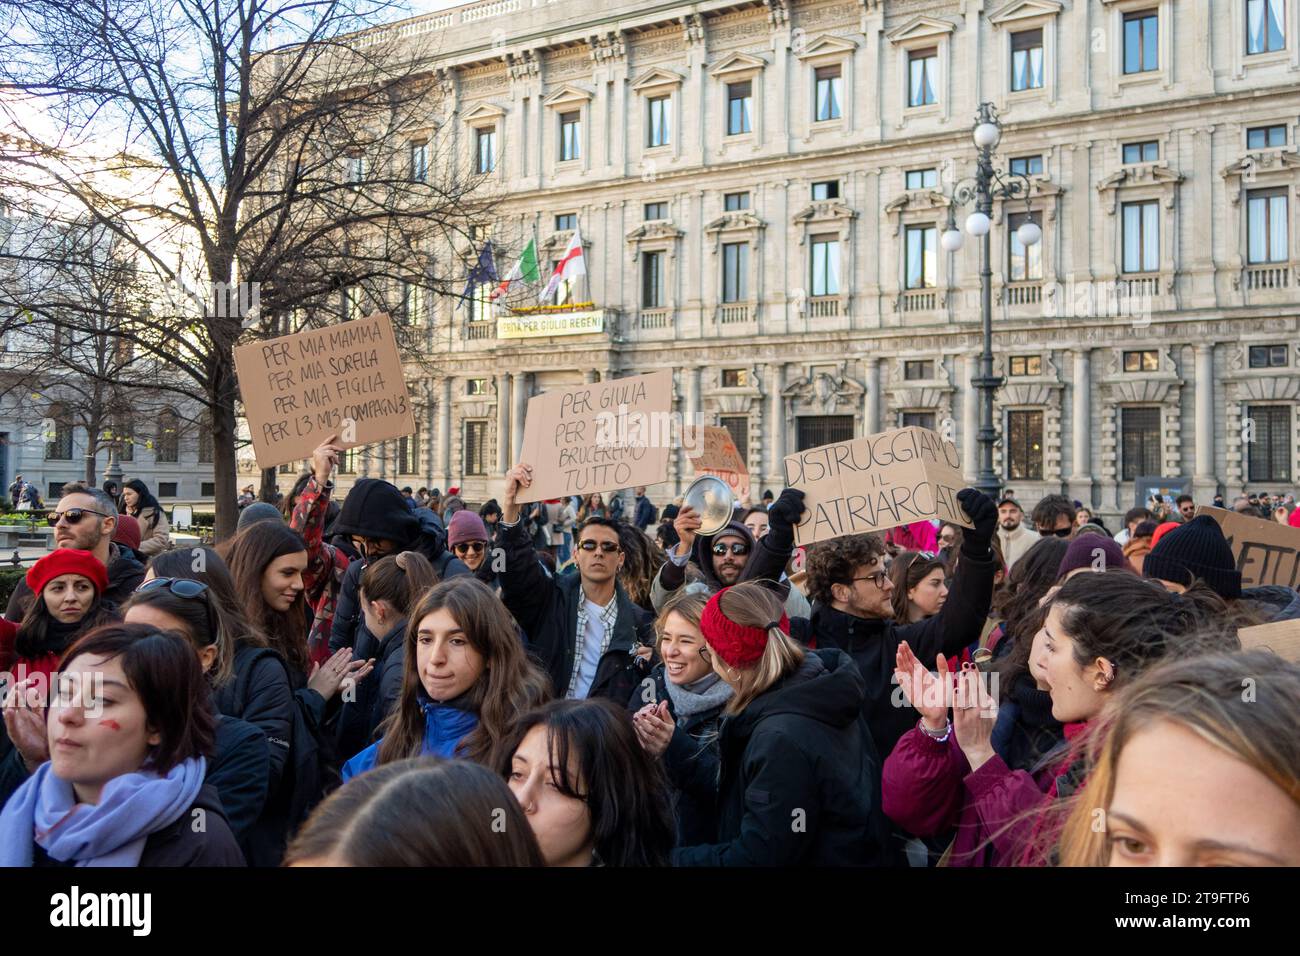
[672,581,891,866]
[1057,650,1300,866]
[627,589,731,845]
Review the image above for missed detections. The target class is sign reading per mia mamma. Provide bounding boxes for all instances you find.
[783,426,973,546]
[233,312,415,469]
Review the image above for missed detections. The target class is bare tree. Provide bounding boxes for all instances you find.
[0,0,498,537]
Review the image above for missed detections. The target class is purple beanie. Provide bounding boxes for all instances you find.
[1055,534,1132,581]
[447,509,489,547]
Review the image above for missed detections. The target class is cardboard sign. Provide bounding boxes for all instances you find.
[234,312,415,470]
[1196,506,1300,589]
[516,370,673,503]
[1238,618,1300,664]
[783,426,972,546]
[687,425,750,501]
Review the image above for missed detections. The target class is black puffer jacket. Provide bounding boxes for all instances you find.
[497,519,652,703]
[804,543,998,760]
[673,649,891,866]
[333,617,407,759]
[627,665,726,847]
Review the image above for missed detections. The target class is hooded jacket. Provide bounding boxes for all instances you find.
[327,481,468,656]
[672,649,891,866]
[650,519,804,618]
[802,544,998,761]
[497,518,652,704]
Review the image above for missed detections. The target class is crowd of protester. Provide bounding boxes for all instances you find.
[1,454,1296,869]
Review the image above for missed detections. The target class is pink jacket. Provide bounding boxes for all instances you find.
[887,521,940,553]
[881,722,1088,866]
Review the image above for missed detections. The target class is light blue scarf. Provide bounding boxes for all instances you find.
[0,757,206,867]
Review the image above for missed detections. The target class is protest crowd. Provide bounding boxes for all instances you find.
[1,430,1298,870]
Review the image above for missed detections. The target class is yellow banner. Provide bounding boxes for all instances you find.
[496,310,604,339]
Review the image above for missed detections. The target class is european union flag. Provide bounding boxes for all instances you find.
[461,241,499,309]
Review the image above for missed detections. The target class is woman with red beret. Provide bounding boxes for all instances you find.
[672,581,892,866]
[1,549,119,785]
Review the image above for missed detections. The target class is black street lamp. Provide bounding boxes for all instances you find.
[939,102,1041,501]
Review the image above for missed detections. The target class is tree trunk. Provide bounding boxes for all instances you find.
[258,466,278,504]
[210,359,240,541]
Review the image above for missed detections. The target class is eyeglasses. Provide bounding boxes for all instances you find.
[1039,526,1072,538]
[578,540,620,553]
[137,577,210,599]
[47,508,110,527]
[850,571,889,589]
[711,542,750,557]
[453,541,486,555]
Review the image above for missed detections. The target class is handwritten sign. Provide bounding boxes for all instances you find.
[1196,506,1300,589]
[516,370,672,503]
[1238,618,1300,664]
[687,425,750,501]
[233,312,415,469]
[783,426,971,546]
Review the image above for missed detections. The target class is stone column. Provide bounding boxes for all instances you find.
[1194,344,1216,495]
[962,354,979,482]
[766,362,786,482]
[511,371,528,462]
[438,377,452,484]
[1070,348,1092,502]
[863,357,881,434]
[495,373,510,475]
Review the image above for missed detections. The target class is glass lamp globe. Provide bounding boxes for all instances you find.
[1016,220,1042,246]
[973,121,1001,149]
[940,228,965,252]
[965,211,991,237]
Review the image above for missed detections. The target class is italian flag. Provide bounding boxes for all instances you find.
[490,238,540,300]
[540,224,585,303]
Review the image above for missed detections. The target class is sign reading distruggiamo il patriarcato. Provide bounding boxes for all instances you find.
[783,426,973,546]
[234,312,415,470]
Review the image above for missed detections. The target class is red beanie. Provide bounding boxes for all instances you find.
[1150,521,1181,549]
[700,587,789,669]
[26,549,109,598]
[113,514,142,552]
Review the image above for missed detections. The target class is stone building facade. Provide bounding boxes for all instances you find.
[321,0,1300,520]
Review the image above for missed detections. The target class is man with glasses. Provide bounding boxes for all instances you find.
[803,488,999,760]
[497,463,654,704]
[1030,493,1076,538]
[651,487,810,619]
[4,482,145,622]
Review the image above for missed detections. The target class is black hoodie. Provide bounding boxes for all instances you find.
[673,648,892,866]
[655,519,790,598]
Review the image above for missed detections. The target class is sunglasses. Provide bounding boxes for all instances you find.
[137,576,210,599]
[453,541,486,555]
[578,540,620,553]
[1050,527,1072,538]
[711,542,750,556]
[47,508,110,527]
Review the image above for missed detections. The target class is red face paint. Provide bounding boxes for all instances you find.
[98,719,122,731]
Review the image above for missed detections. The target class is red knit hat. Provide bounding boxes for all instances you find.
[1150,521,1181,549]
[26,549,109,597]
[700,586,790,669]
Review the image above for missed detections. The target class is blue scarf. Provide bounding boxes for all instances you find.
[0,757,205,867]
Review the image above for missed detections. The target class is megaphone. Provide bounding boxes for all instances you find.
[683,474,736,536]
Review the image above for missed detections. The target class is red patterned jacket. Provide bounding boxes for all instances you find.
[290,476,350,667]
